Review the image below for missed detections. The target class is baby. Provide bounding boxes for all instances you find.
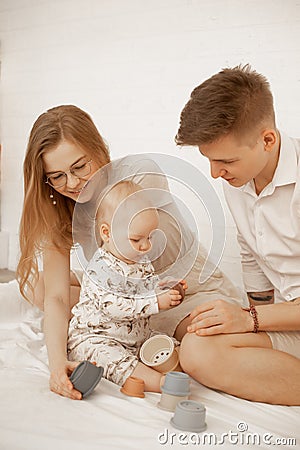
[68,180,184,392]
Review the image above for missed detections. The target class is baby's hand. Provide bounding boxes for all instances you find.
[157,289,182,311]
[158,278,187,301]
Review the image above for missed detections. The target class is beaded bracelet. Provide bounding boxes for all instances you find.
[244,305,259,333]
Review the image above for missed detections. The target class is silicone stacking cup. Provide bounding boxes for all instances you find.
[158,372,191,411]
[158,392,190,412]
[161,372,191,396]
[70,361,104,398]
[120,376,145,398]
[170,400,207,433]
[140,335,181,373]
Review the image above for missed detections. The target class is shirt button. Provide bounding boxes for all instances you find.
[286,294,292,300]
[258,231,263,236]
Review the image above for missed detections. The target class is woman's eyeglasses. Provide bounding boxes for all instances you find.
[45,159,93,188]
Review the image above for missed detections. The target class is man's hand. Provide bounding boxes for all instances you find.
[187,299,253,335]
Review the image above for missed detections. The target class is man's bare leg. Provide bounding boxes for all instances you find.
[174,315,192,341]
[179,331,300,405]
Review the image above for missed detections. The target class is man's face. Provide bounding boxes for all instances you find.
[199,133,270,187]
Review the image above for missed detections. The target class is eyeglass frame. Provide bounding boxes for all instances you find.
[45,159,93,188]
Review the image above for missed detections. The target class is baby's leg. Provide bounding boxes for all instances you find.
[69,339,165,392]
[69,338,138,386]
[131,362,165,393]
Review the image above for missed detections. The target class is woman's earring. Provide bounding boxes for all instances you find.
[49,191,57,205]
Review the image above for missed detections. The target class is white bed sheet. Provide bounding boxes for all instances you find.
[0,280,299,450]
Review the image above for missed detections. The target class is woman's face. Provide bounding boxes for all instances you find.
[43,140,99,202]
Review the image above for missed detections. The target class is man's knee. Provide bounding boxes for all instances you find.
[180,333,219,372]
[179,333,228,387]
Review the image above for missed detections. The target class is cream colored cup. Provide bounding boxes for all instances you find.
[140,335,181,373]
[157,392,190,412]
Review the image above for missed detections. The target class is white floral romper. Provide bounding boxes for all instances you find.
[68,247,160,385]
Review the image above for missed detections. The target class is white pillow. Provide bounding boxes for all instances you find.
[0,280,35,324]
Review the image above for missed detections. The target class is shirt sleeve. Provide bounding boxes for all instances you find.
[237,231,274,293]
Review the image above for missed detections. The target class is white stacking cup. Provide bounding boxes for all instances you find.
[140,335,181,373]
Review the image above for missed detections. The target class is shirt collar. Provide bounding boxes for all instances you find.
[272,131,298,187]
[240,131,298,196]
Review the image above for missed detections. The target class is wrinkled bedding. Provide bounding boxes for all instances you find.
[0,280,299,450]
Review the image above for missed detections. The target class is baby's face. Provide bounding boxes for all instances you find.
[107,208,159,264]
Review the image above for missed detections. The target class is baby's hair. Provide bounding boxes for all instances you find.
[96,180,144,224]
[95,180,159,254]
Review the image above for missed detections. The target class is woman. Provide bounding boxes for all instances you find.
[17,105,242,400]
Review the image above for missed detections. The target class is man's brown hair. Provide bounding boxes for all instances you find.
[175,64,276,146]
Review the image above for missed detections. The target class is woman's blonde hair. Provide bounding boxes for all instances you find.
[17,105,110,300]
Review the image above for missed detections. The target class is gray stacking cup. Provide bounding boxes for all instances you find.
[70,361,104,398]
[170,400,207,432]
[161,371,190,396]
[158,372,191,411]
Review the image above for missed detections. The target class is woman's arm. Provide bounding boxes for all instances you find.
[43,247,82,399]
[187,298,300,335]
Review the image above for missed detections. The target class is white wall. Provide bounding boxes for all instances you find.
[0,0,300,287]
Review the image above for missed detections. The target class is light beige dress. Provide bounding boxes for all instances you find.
[72,154,243,339]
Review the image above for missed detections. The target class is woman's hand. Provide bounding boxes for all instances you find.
[49,360,82,400]
[187,299,253,335]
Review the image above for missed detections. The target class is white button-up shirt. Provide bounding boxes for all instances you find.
[223,132,300,303]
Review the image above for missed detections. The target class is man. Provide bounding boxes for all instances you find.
[175,64,300,405]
